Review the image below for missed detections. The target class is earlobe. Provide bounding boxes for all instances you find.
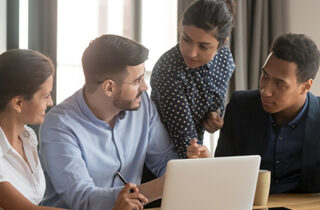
[301,79,313,94]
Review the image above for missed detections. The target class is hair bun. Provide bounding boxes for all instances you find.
[224,0,236,18]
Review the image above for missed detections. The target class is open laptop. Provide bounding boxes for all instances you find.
[161,155,261,210]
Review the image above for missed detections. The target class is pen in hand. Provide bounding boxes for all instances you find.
[116,171,144,205]
[116,171,134,193]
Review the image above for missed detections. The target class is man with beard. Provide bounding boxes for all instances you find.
[187,33,320,194]
[39,35,178,210]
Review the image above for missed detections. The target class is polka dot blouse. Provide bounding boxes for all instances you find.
[150,44,235,158]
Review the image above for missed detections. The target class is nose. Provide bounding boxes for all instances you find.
[186,44,197,58]
[47,95,54,107]
[260,83,272,97]
[139,79,149,92]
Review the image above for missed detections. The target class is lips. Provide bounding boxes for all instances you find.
[135,92,142,103]
[185,58,197,65]
[261,97,274,106]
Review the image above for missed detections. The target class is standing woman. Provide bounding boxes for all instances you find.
[0,49,64,210]
[151,0,236,158]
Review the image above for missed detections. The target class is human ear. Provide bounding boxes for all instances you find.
[101,79,115,96]
[301,79,313,94]
[11,96,23,113]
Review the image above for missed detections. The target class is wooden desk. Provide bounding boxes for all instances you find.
[146,193,320,210]
[254,193,320,209]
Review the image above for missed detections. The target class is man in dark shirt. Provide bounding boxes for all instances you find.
[187,33,320,193]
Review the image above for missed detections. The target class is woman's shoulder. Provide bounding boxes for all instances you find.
[209,46,235,70]
[160,44,180,59]
[153,44,185,71]
[151,44,187,85]
[215,46,233,61]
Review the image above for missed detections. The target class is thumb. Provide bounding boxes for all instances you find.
[189,138,198,145]
[199,145,208,152]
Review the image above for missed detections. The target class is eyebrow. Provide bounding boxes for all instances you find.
[133,69,145,82]
[182,32,212,46]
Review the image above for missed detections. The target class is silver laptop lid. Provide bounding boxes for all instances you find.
[161,155,261,210]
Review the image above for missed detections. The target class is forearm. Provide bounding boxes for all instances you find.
[0,182,68,210]
[138,176,164,203]
[174,137,194,158]
[151,80,198,159]
[7,204,67,210]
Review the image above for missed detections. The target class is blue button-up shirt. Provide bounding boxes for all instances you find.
[39,88,178,210]
[262,96,308,193]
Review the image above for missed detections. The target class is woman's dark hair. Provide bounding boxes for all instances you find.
[0,49,54,111]
[82,34,149,91]
[271,33,320,83]
[182,0,235,48]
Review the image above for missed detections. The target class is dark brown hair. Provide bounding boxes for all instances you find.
[182,0,235,48]
[82,34,149,91]
[0,49,54,111]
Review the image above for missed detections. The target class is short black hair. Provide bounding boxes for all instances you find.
[82,34,149,91]
[182,0,235,48]
[271,33,320,83]
[0,49,54,111]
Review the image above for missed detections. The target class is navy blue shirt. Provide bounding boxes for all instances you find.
[151,44,235,158]
[262,96,309,193]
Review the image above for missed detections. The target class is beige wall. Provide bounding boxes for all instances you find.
[0,0,6,53]
[286,0,320,96]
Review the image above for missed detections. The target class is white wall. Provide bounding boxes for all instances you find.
[285,0,320,96]
[0,0,6,53]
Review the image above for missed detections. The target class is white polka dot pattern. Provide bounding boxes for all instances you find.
[151,44,235,158]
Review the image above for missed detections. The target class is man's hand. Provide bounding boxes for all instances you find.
[186,138,212,158]
[113,183,148,210]
[204,111,223,133]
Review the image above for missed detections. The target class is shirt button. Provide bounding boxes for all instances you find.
[291,124,296,129]
[23,130,30,138]
[278,136,283,140]
[276,160,280,164]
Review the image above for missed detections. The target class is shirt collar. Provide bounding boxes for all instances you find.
[0,127,11,157]
[0,126,36,157]
[20,126,38,149]
[269,95,309,128]
[288,94,309,127]
[206,47,224,69]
